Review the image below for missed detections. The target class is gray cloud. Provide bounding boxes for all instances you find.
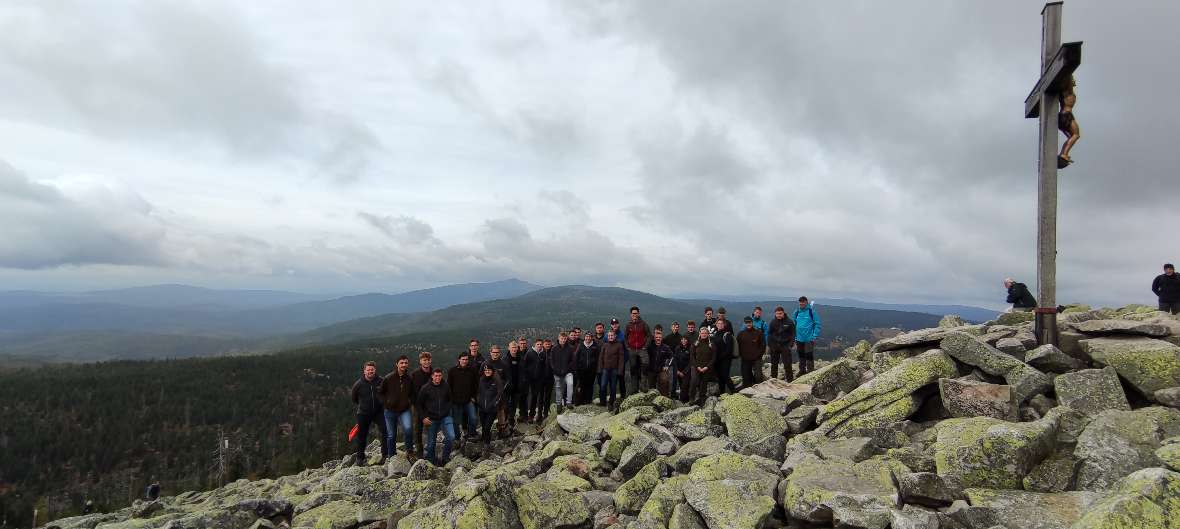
[357,212,439,246]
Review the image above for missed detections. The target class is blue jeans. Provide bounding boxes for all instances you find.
[383,409,413,456]
[599,368,618,407]
[424,416,455,465]
[452,402,477,438]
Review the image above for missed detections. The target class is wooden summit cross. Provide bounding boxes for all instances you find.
[1025,2,1081,346]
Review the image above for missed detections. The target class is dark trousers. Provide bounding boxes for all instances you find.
[527,379,546,418]
[714,357,737,395]
[797,341,816,374]
[689,368,712,405]
[617,366,627,399]
[677,370,692,402]
[355,411,388,462]
[769,343,794,380]
[739,359,760,388]
[479,410,496,444]
[599,368,619,408]
[1160,301,1180,315]
[576,369,597,405]
[540,377,553,417]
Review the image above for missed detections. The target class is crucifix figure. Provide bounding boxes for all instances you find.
[1023,2,1082,346]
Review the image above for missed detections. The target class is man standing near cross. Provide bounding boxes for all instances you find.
[1024,1,1082,346]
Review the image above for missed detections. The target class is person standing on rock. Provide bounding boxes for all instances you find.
[650,328,675,397]
[476,363,503,455]
[767,306,797,381]
[378,355,416,461]
[737,316,767,389]
[550,331,576,413]
[1003,278,1037,312]
[523,339,545,422]
[689,328,715,406]
[665,321,683,353]
[574,332,599,406]
[487,345,511,437]
[598,329,625,410]
[447,353,479,444]
[506,341,525,430]
[674,334,693,402]
[350,361,388,466]
[539,338,555,420]
[1152,263,1180,314]
[609,317,628,398]
[793,297,822,375]
[711,318,738,396]
[417,368,455,466]
[625,306,654,392]
[410,352,434,457]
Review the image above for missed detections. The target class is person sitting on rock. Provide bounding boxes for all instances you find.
[1003,278,1038,312]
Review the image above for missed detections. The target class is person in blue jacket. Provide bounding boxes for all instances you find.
[792,296,822,375]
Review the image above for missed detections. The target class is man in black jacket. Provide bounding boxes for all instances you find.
[377,355,415,460]
[410,352,434,457]
[506,341,524,428]
[417,368,454,466]
[550,331,577,413]
[767,306,797,381]
[350,361,388,466]
[712,318,738,396]
[1153,263,1180,314]
[487,345,511,437]
[447,354,479,443]
[523,339,545,422]
[574,332,600,405]
[1004,278,1037,311]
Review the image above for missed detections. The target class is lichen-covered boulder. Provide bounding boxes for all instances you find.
[844,339,873,360]
[1157,387,1180,408]
[940,314,968,328]
[668,436,735,474]
[779,454,909,529]
[815,437,876,463]
[894,472,964,507]
[1074,407,1180,491]
[1053,367,1130,417]
[513,480,590,529]
[932,415,1057,489]
[1071,467,1180,529]
[938,378,1018,420]
[613,456,666,515]
[870,346,930,375]
[1022,453,1080,493]
[1071,319,1171,337]
[794,359,861,400]
[397,475,519,529]
[716,394,786,448]
[993,311,1035,325]
[667,503,707,529]
[1080,337,1180,399]
[618,390,662,413]
[616,435,660,479]
[296,499,362,529]
[994,337,1028,360]
[1154,440,1180,472]
[1024,344,1085,373]
[785,405,819,434]
[870,328,951,353]
[687,451,779,496]
[960,489,1102,529]
[817,350,958,437]
[636,474,690,527]
[939,332,1052,403]
[683,479,775,529]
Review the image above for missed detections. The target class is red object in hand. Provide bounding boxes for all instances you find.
[347,424,359,442]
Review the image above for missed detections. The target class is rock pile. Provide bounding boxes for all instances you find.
[43,305,1180,529]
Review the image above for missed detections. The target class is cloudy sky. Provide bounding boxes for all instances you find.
[0,1,1174,308]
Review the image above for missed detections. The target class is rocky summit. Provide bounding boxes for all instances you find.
[42,305,1180,529]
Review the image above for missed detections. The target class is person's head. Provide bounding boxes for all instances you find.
[1166,264,1175,276]
[431,368,443,385]
[698,328,709,340]
[671,321,680,333]
[595,322,605,335]
[1003,278,1015,289]
[571,327,581,340]
[607,329,617,341]
[610,318,620,329]
[482,364,494,378]
[543,338,553,350]
[396,355,410,374]
[774,306,785,320]
[680,335,690,347]
[458,354,469,367]
[630,306,640,322]
[490,345,502,360]
[716,318,727,331]
[798,296,809,310]
[743,316,753,329]
[517,336,527,349]
[419,351,432,370]
[753,306,763,319]
[363,361,377,379]
[717,307,727,320]
[704,306,714,319]
[534,338,543,350]
[558,331,568,345]
[686,320,697,333]
[508,340,519,354]
[654,328,663,344]
[583,333,594,345]
[468,339,480,356]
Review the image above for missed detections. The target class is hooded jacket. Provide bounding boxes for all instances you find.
[351,375,384,415]
[1153,273,1180,303]
[793,304,823,344]
[377,369,414,413]
[1006,283,1038,309]
[750,315,770,342]
[598,337,626,371]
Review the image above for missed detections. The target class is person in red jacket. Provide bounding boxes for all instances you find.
[625,306,653,392]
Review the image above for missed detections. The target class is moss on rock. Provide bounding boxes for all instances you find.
[932,415,1056,489]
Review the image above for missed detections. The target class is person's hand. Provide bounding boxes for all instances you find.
[423,418,432,427]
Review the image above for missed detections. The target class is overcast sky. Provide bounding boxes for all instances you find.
[0,1,1175,308]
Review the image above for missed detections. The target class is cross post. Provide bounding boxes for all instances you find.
[1024,2,1081,346]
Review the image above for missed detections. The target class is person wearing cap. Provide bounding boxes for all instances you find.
[793,297,822,375]
[1003,278,1037,312]
[1153,263,1180,315]
[737,316,766,388]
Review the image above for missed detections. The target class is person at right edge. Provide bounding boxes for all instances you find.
[1153,263,1180,315]
[793,297,822,376]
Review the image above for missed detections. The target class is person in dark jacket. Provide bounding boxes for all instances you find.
[598,329,625,410]
[1004,278,1038,311]
[1153,263,1180,314]
[506,341,525,428]
[674,335,692,402]
[767,306,797,381]
[523,339,546,422]
[689,328,715,406]
[609,318,628,398]
[712,318,738,396]
[378,355,415,460]
[574,332,600,405]
[487,345,511,437]
[410,352,434,457]
[665,321,683,356]
[448,354,479,442]
[466,338,485,370]
[701,307,717,335]
[737,316,766,389]
[650,328,675,398]
[539,338,555,419]
[350,361,388,465]
[550,331,577,412]
[417,368,454,466]
[476,363,503,450]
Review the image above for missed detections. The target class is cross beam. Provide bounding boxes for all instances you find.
[1025,41,1082,118]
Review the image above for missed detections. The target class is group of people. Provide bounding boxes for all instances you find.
[1005,263,1180,315]
[349,298,823,466]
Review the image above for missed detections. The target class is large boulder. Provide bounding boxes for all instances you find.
[613,457,666,515]
[667,503,707,529]
[960,489,1102,529]
[1024,344,1085,373]
[636,474,690,527]
[816,350,958,437]
[938,378,1018,420]
[1022,453,1081,492]
[794,359,861,400]
[870,346,930,375]
[668,437,735,474]
[1053,367,1130,417]
[785,405,819,434]
[1155,439,1180,472]
[716,394,786,448]
[1156,387,1180,408]
[513,480,591,529]
[1070,319,1171,337]
[939,332,1052,403]
[1071,467,1180,529]
[1080,337,1180,399]
[932,415,1057,489]
[397,474,519,529]
[616,436,660,479]
[870,328,952,353]
[1074,407,1180,491]
[683,451,778,529]
[894,472,964,507]
[779,454,909,529]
